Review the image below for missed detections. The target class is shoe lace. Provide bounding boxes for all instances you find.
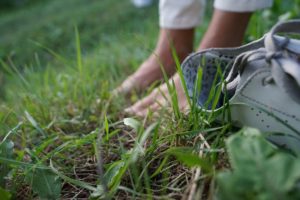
[223,39,300,104]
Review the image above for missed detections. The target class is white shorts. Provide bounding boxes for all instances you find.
[159,0,273,29]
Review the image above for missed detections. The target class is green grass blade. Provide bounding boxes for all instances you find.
[75,26,83,77]
[170,41,192,109]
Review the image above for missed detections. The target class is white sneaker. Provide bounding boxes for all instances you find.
[182,20,300,153]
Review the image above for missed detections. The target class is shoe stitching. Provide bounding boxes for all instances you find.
[239,69,300,122]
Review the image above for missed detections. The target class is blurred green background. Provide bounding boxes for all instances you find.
[0,0,158,68]
[1,0,299,70]
[0,0,299,101]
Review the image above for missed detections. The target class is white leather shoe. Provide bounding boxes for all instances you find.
[182,20,300,153]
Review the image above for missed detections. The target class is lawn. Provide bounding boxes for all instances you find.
[1,0,300,199]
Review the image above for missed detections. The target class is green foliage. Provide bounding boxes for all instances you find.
[123,118,141,132]
[0,187,11,200]
[50,160,97,192]
[167,147,212,173]
[105,119,159,194]
[217,127,300,200]
[104,160,125,188]
[0,141,14,187]
[0,138,62,199]
[25,168,61,200]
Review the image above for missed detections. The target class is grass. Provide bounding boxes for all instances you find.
[1,0,300,199]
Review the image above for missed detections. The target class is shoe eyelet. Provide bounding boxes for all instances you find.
[262,76,273,86]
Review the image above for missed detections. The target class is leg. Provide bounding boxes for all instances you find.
[115,28,194,94]
[199,9,251,49]
[126,9,252,116]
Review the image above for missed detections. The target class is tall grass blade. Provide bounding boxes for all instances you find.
[0,122,22,146]
[30,40,69,65]
[50,160,97,192]
[24,111,46,137]
[75,26,83,77]
[170,41,191,108]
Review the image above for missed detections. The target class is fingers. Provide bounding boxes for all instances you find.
[125,90,158,113]
[125,88,171,116]
[124,74,189,117]
[113,75,136,96]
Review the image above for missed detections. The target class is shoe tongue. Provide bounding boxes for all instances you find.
[223,49,267,95]
[271,57,300,104]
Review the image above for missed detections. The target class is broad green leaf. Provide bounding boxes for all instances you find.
[167,147,212,173]
[226,127,274,171]
[0,141,14,187]
[217,127,300,200]
[104,161,125,188]
[123,118,141,132]
[25,168,61,200]
[0,141,14,158]
[0,187,11,200]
